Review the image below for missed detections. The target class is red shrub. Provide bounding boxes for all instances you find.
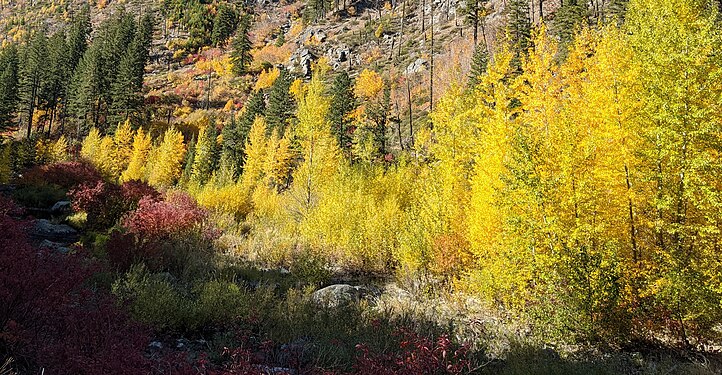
[18,161,102,189]
[121,180,161,207]
[107,191,214,274]
[351,329,471,375]
[68,180,160,230]
[122,191,208,239]
[0,203,151,375]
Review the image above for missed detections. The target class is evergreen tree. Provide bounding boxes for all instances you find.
[607,0,629,24]
[212,3,238,46]
[553,0,587,49]
[230,15,253,76]
[463,0,488,46]
[327,71,356,154]
[220,113,241,177]
[506,0,531,73]
[67,4,91,71]
[41,31,70,136]
[180,134,197,186]
[0,45,19,134]
[468,43,489,88]
[18,31,48,138]
[190,122,220,186]
[265,69,295,134]
[68,44,103,133]
[110,46,143,126]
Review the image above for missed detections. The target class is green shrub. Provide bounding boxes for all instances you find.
[12,184,66,208]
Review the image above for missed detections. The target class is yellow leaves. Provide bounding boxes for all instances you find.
[354,69,384,99]
[122,128,152,183]
[254,67,280,92]
[147,127,187,188]
[195,54,234,78]
[241,117,269,189]
[195,182,252,218]
[223,99,236,112]
[289,78,305,101]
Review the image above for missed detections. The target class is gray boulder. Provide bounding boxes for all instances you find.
[311,284,380,308]
[31,219,79,244]
[406,58,428,74]
[39,240,71,254]
[50,200,72,216]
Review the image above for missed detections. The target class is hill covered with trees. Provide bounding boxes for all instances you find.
[2,0,722,374]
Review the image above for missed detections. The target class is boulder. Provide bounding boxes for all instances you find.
[39,240,71,254]
[31,219,79,244]
[406,58,428,74]
[50,200,72,216]
[311,284,379,308]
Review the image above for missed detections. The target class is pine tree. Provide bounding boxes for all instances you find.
[506,0,531,73]
[265,69,295,134]
[19,31,48,138]
[552,0,586,50]
[180,134,197,187]
[463,0,488,46]
[219,114,241,178]
[110,45,142,125]
[190,122,220,186]
[68,44,103,134]
[230,14,252,75]
[67,4,91,71]
[607,0,629,24]
[212,3,238,46]
[468,43,489,88]
[0,44,19,134]
[41,31,70,136]
[327,71,356,155]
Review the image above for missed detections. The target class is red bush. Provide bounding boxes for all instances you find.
[107,191,214,273]
[351,329,471,375]
[18,161,102,189]
[68,180,160,230]
[0,202,151,375]
[122,191,207,239]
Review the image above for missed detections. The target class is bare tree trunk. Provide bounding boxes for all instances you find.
[398,0,406,57]
[429,0,434,114]
[406,71,413,146]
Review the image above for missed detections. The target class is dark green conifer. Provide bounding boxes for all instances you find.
[230,14,253,75]
[327,71,356,153]
[0,45,19,134]
[468,43,489,88]
[265,69,294,135]
[212,3,238,46]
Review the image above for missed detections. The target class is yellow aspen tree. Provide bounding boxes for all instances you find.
[626,0,722,343]
[122,127,152,182]
[147,127,186,188]
[466,49,520,301]
[240,116,268,190]
[292,72,340,213]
